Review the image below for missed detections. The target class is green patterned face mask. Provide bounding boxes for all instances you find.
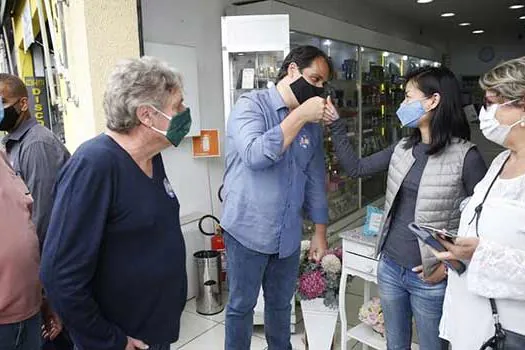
[150,106,192,147]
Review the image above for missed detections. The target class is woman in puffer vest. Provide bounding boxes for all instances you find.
[325,66,487,350]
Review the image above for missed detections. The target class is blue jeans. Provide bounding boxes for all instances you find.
[0,313,41,350]
[224,232,299,350]
[377,255,448,350]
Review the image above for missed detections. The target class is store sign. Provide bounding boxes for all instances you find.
[22,2,34,52]
[25,77,51,128]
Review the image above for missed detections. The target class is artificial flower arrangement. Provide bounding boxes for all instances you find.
[358,297,385,336]
[296,240,343,309]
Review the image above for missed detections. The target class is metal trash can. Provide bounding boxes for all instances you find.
[194,250,224,315]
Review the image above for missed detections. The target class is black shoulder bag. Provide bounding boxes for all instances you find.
[470,159,525,350]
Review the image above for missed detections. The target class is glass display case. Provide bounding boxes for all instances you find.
[360,47,388,205]
[221,14,290,128]
[227,51,284,105]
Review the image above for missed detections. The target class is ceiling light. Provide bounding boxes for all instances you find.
[509,4,525,9]
[417,0,433,3]
[520,15,525,19]
[382,51,390,57]
[459,22,471,26]
[323,40,332,46]
[290,31,296,34]
[237,53,245,56]
[402,55,408,61]
[472,30,485,34]
[360,47,364,52]
[441,12,455,17]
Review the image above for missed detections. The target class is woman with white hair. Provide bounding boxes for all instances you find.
[436,56,525,349]
[41,57,191,350]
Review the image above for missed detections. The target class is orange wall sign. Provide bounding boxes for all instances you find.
[192,129,220,158]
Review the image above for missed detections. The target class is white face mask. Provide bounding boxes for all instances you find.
[479,99,525,146]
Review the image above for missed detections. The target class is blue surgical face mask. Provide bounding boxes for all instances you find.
[396,99,428,128]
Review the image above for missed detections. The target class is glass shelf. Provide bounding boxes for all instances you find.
[229,51,284,103]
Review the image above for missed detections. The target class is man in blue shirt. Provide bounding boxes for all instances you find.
[221,46,333,349]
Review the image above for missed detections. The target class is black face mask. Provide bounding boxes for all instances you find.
[290,76,325,105]
[0,103,21,132]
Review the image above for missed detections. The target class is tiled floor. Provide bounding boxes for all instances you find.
[171,277,372,349]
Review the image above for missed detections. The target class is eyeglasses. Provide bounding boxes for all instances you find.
[483,95,523,109]
[482,94,501,109]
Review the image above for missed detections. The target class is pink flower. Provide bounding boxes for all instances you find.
[298,270,326,299]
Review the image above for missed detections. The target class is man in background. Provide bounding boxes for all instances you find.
[0,74,70,248]
[0,74,71,349]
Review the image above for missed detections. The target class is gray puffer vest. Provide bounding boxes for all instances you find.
[376,137,474,277]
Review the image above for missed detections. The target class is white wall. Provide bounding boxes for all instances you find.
[227,0,442,61]
[449,40,525,77]
[273,0,447,53]
[62,0,140,151]
[141,0,229,220]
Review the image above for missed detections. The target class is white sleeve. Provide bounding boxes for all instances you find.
[467,238,525,300]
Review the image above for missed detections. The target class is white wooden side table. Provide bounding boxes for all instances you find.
[339,228,419,350]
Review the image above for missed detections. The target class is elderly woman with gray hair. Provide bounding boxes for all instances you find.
[41,57,191,350]
[436,56,525,349]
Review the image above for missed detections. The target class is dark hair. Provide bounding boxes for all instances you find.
[403,66,470,155]
[276,45,333,83]
[0,73,28,98]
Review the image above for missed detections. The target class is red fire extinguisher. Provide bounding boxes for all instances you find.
[199,214,226,283]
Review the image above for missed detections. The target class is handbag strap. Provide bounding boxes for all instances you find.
[468,156,510,337]
[489,298,505,335]
[469,156,509,237]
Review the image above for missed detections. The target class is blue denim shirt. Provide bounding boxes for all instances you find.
[221,86,328,258]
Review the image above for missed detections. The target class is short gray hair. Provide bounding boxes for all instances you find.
[479,56,525,101]
[103,56,183,132]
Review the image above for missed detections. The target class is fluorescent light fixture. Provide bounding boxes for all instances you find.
[323,40,332,46]
[520,15,525,19]
[290,31,296,34]
[402,55,408,61]
[509,4,525,9]
[237,53,245,56]
[459,22,471,26]
[472,29,485,34]
[382,51,390,57]
[417,0,433,3]
[441,12,455,17]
